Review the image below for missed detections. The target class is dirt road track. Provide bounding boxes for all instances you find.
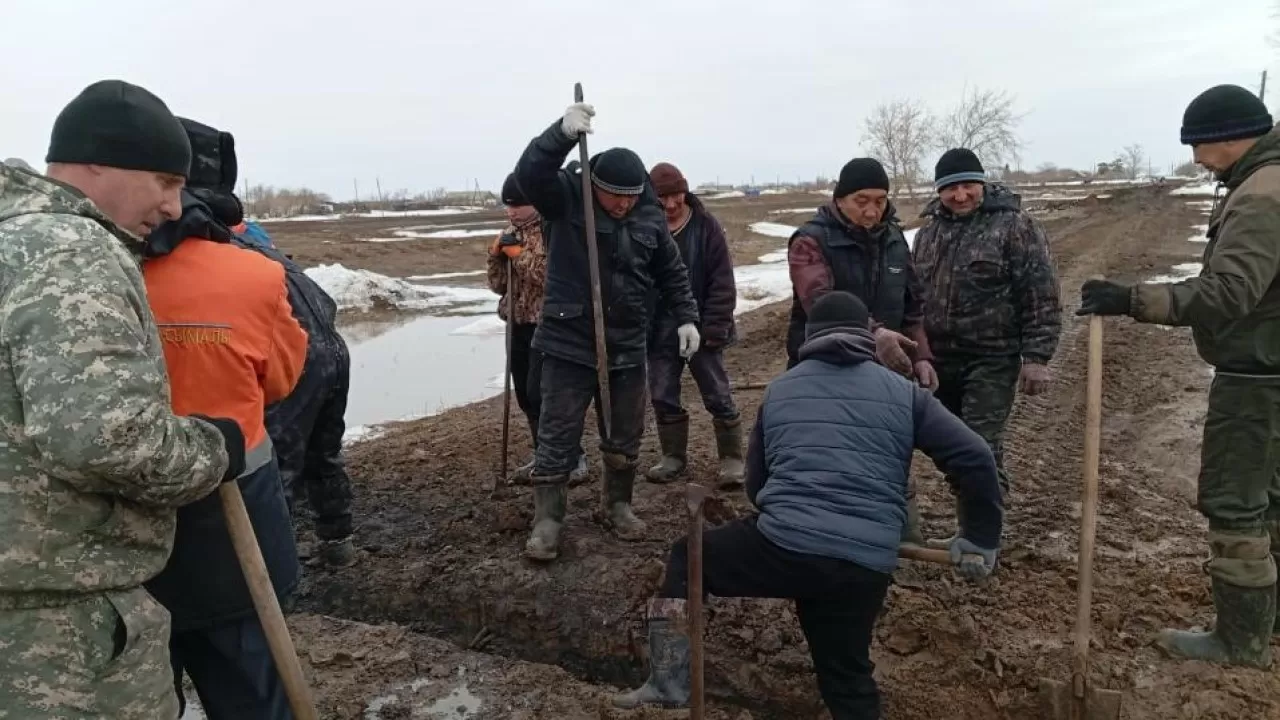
[293,188,1280,719]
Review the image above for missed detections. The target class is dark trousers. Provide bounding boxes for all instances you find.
[171,615,292,720]
[934,353,1021,495]
[659,517,891,720]
[648,349,738,424]
[511,322,541,440]
[533,355,646,478]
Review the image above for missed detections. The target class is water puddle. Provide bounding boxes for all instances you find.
[341,314,504,430]
[364,670,483,719]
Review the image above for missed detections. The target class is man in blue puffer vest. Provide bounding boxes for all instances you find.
[613,291,1004,720]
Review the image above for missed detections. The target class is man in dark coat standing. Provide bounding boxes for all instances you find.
[645,162,743,488]
[514,102,700,562]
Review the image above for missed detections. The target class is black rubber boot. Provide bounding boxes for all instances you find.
[713,416,745,489]
[646,416,689,484]
[523,479,567,562]
[612,599,691,709]
[604,455,646,540]
[1155,578,1275,669]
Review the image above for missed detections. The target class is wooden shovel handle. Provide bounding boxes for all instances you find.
[219,482,318,720]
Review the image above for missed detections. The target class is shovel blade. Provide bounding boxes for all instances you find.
[1038,678,1122,720]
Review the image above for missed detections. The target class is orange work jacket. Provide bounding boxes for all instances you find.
[143,238,308,473]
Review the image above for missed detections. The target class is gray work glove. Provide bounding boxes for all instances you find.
[677,323,701,359]
[948,537,998,582]
[319,537,357,568]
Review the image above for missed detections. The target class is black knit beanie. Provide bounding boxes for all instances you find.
[806,291,871,337]
[590,148,647,195]
[1181,85,1274,145]
[46,80,191,178]
[834,158,890,198]
[501,173,529,206]
[934,148,986,190]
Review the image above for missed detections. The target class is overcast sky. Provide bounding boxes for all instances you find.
[4,0,1277,199]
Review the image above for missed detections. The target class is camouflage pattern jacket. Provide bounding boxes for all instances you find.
[912,184,1062,364]
[0,165,229,607]
[486,215,547,326]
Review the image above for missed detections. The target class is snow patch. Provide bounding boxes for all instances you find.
[757,250,787,263]
[344,425,387,443]
[1188,224,1209,243]
[767,206,818,215]
[705,190,745,200]
[451,315,506,337]
[388,227,503,240]
[407,270,486,281]
[305,264,494,313]
[748,221,798,238]
[904,227,919,250]
[1170,183,1219,197]
[258,207,485,223]
[1147,263,1203,284]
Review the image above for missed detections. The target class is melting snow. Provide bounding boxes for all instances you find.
[388,227,503,240]
[306,264,495,313]
[1147,263,1203,284]
[757,250,787,263]
[258,207,486,223]
[705,190,745,200]
[768,206,818,215]
[1188,224,1209,243]
[407,270,486,281]
[1170,183,1219,197]
[749,222,798,238]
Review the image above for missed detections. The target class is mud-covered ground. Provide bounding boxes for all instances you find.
[288,187,1279,719]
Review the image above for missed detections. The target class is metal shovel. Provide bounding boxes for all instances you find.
[1038,315,1122,719]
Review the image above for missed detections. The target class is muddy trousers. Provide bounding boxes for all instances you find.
[933,354,1020,496]
[510,322,541,437]
[659,517,892,720]
[532,355,646,476]
[0,587,179,719]
[1197,373,1280,590]
[171,614,292,720]
[647,348,738,424]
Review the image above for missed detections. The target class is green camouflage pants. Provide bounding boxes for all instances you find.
[0,586,178,719]
[934,353,1021,496]
[1198,373,1280,589]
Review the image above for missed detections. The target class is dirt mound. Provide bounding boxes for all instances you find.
[294,190,1280,719]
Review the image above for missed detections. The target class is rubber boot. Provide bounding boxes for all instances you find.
[1268,519,1280,635]
[713,416,745,489]
[1155,578,1275,669]
[646,417,688,484]
[523,480,567,562]
[612,599,691,709]
[604,455,646,540]
[901,493,924,546]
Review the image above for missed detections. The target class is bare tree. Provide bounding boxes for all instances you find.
[933,87,1025,168]
[862,99,935,197]
[1120,144,1146,180]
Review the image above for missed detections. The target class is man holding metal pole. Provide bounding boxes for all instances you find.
[513,98,700,562]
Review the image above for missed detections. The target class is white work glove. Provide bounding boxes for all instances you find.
[678,323,701,359]
[949,536,998,582]
[561,103,595,139]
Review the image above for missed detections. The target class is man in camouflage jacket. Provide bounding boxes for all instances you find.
[910,148,1061,543]
[1082,85,1280,668]
[0,81,243,719]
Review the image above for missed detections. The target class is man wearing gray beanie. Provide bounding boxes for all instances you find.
[0,80,243,718]
[1081,83,1280,669]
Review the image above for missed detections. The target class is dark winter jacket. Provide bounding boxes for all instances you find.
[747,328,1003,574]
[651,192,737,353]
[912,184,1062,363]
[1132,127,1280,374]
[514,121,698,370]
[232,224,354,540]
[140,194,301,631]
[785,202,927,366]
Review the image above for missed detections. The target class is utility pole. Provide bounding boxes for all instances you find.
[1262,70,1269,102]
[375,177,383,208]
[353,179,359,206]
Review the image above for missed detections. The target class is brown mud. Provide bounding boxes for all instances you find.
[292,187,1279,719]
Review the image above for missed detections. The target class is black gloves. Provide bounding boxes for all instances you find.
[193,415,246,482]
[1077,279,1132,316]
